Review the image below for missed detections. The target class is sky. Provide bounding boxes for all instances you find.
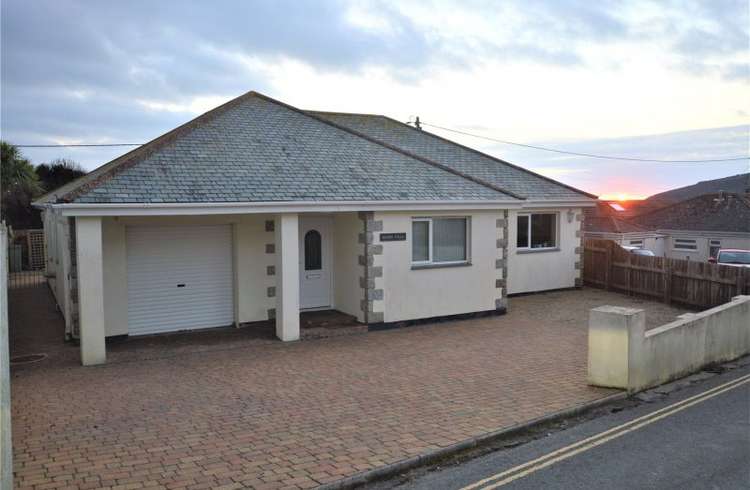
[1,0,748,199]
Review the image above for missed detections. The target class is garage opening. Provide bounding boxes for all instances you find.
[126,225,234,335]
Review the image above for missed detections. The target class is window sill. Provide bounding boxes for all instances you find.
[411,261,472,270]
[516,247,560,254]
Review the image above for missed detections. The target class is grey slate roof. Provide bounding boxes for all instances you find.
[583,202,649,233]
[630,193,750,233]
[67,93,517,204]
[309,112,595,200]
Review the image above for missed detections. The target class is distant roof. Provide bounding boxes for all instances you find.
[644,173,750,208]
[308,111,597,201]
[631,193,750,233]
[583,202,649,233]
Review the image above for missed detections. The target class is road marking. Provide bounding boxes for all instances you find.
[460,373,750,490]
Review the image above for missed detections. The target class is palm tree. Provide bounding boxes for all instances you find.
[1,141,42,226]
[1,141,41,195]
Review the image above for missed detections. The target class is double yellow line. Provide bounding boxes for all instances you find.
[460,373,750,490]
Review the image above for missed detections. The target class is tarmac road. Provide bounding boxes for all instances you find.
[375,362,750,490]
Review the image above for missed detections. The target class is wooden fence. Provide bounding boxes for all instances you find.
[583,239,750,310]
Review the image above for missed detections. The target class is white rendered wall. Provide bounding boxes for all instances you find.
[665,234,750,262]
[507,208,581,294]
[377,210,501,323]
[75,217,106,365]
[588,296,750,392]
[102,219,128,336]
[274,214,300,341]
[43,209,74,335]
[333,213,364,321]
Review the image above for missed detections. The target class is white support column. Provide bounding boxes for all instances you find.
[275,213,300,341]
[75,217,106,365]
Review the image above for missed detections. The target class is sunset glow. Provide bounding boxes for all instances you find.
[598,193,648,201]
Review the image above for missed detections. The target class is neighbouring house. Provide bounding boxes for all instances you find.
[629,192,750,261]
[34,91,596,365]
[583,202,666,255]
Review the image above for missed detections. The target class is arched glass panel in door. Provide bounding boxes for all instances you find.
[304,230,322,270]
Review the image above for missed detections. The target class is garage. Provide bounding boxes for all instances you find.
[126,224,234,335]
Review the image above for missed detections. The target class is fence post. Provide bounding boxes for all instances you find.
[627,252,632,296]
[663,259,672,305]
[737,269,745,297]
[604,241,612,291]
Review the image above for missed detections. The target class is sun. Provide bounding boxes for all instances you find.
[599,192,647,201]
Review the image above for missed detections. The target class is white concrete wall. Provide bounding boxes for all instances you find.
[665,234,750,262]
[233,217,275,324]
[76,217,106,365]
[507,208,581,294]
[333,213,364,321]
[588,296,750,392]
[620,236,666,257]
[42,209,74,335]
[274,214,300,341]
[102,219,128,336]
[377,210,502,323]
[644,237,665,257]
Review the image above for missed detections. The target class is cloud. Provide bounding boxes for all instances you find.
[472,125,750,197]
[1,0,748,174]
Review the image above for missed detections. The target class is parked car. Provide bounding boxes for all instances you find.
[709,249,750,268]
[621,245,656,257]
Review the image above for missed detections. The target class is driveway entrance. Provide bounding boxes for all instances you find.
[10,285,688,489]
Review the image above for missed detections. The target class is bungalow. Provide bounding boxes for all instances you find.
[629,192,750,261]
[35,91,596,365]
[583,202,667,255]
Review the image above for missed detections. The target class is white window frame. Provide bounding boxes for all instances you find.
[673,238,697,251]
[628,239,644,248]
[411,217,470,266]
[516,212,559,251]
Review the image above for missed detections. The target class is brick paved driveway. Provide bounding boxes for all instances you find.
[9,286,688,489]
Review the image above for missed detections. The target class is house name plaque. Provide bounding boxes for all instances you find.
[380,233,407,242]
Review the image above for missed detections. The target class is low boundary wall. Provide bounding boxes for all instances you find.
[588,295,750,393]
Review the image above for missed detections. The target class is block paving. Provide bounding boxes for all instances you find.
[9,286,688,489]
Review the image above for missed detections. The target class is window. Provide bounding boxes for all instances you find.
[717,250,750,265]
[709,240,721,258]
[673,238,697,251]
[304,230,322,270]
[411,217,468,265]
[516,213,557,250]
[629,240,644,248]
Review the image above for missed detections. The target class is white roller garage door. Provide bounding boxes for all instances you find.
[126,225,234,335]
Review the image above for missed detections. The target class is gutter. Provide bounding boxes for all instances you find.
[46,199,596,217]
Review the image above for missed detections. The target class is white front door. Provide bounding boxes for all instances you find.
[299,216,332,309]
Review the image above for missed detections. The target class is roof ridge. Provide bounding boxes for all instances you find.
[251,93,524,200]
[307,109,386,119]
[39,90,264,204]
[314,111,597,200]
[378,114,598,199]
